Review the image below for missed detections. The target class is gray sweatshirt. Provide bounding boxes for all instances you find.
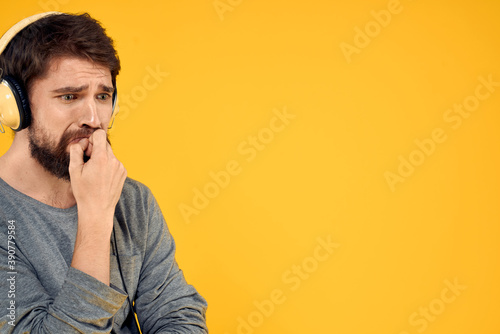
[0,177,208,333]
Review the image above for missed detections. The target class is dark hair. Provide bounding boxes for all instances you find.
[0,12,120,94]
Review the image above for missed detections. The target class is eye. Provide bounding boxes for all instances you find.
[97,93,111,101]
[60,94,75,101]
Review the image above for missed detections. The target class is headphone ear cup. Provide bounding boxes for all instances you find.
[111,87,118,116]
[0,76,31,131]
[108,88,119,129]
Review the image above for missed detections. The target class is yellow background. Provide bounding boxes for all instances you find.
[1,0,500,333]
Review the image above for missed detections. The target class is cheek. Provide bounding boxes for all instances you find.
[30,101,71,132]
[99,109,114,128]
[29,114,55,139]
[28,118,61,150]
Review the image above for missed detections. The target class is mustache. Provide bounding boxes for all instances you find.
[60,128,97,148]
[28,125,110,182]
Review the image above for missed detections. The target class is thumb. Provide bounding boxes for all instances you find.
[69,144,84,178]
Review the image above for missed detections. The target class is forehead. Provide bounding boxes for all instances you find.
[41,57,112,86]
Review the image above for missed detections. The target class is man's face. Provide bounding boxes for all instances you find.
[27,57,115,181]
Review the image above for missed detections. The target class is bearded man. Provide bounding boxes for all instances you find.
[0,12,208,333]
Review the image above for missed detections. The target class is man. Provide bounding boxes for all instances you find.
[0,12,208,333]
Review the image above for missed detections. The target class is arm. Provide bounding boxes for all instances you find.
[133,193,208,333]
[0,238,127,333]
[69,129,127,285]
[0,129,128,332]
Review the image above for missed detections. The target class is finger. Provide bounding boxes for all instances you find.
[69,144,84,177]
[84,140,93,158]
[76,138,90,155]
[73,137,90,152]
[89,129,107,156]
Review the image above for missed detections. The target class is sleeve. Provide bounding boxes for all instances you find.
[0,229,128,333]
[134,193,208,333]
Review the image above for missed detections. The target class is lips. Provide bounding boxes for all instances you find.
[71,136,90,143]
[62,129,96,150]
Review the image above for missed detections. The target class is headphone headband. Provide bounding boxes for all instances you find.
[0,11,119,132]
[0,12,62,56]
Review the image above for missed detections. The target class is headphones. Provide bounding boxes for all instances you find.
[0,12,119,133]
[0,12,138,332]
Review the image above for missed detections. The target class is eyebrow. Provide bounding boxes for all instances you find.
[51,84,114,94]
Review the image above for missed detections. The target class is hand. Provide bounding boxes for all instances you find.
[69,129,127,227]
[69,129,125,285]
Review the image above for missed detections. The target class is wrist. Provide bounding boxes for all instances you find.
[76,212,114,240]
[76,203,116,221]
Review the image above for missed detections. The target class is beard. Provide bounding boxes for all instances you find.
[28,123,109,182]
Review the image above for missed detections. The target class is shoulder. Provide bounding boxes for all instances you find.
[121,177,153,198]
[116,177,157,214]
[120,177,161,208]
[113,178,166,251]
[115,177,165,225]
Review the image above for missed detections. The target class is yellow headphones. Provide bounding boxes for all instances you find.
[0,12,119,133]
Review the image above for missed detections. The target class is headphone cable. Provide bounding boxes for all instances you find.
[112,226,142,333]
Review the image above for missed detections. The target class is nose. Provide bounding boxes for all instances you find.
[78,98,101,129]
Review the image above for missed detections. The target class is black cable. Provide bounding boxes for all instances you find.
[112,227,142,333]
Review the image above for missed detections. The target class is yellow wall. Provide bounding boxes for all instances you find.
[2,1,500,333]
